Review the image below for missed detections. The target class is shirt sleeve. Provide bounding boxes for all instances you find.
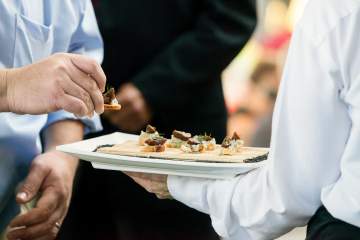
[45,0,104,134]
[320,13,360,225]
[168,11,360,240]
[45,110,102,135]
[44,0,104,134]
[68,0,104,64]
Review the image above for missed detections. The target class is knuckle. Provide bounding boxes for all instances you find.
[56,187,68,200]
[21,183,35,195]
[89,60,99,72]
[55,60,67,73]
[90,79,98,91]
[53,76,63,90]
[31,161,47,173]
[40,208,51,220]
[80,91,90,102]
[73,101,86,116]
[41,222,52,232]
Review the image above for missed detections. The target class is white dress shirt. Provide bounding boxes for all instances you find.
[0,0,102,231]
[168,0,360,239]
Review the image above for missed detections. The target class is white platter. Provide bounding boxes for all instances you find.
[56,132,267,179]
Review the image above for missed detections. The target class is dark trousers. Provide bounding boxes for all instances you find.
[59,161,219,240]
[306,206,360,240]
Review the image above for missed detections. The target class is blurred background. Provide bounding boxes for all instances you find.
[225,0,308,148]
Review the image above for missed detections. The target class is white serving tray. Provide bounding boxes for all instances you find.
[56,132,267,179]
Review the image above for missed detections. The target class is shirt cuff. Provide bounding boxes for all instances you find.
[168,175,212,214]
[45,110,103,135]
[168,175,253,240]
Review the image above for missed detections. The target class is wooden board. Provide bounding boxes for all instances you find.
[96,140,269,163]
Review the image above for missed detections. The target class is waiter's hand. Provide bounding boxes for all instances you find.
[3,53,106,116]
[104,83,151,132]
[124,172,172,200]
[7,150,77,240]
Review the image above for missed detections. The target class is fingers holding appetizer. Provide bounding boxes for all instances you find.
[2,53,106,117]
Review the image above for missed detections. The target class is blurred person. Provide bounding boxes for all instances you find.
[60,1,257,240]
[227,108,257,145]
[0,1,104,239]
[227,62,279,146]
[249,62,279,147]
[124,0,360,239]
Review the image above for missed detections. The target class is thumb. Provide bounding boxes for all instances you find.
[16,162,49,204]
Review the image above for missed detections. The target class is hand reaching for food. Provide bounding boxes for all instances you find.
[0,53,106,117]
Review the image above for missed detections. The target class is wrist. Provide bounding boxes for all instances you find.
[49,150,79,178]
[0,69,9,112]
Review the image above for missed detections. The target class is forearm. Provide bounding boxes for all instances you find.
[42,120,85,176]
[0,69,9,112]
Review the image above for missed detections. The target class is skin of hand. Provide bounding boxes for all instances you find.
[103,83,151,132]
[124,172,172,200]
[7,120,84,240]
[0,53,106,117]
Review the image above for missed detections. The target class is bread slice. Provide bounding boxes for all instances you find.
[104,103,122,111]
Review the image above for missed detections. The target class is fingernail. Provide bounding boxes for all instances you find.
[17,192,27,201]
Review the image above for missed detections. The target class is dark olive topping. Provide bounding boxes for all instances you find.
[146,124,157,134]
[172,130,191,141]
[232,132,241,140]
[145,136,167,146]
[103,88,116,104]
[221,137,231,148]
[187,138,201,146]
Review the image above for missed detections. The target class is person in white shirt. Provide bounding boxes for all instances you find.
[125,0,360,239]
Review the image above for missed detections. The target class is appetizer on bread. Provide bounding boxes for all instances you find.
[142,136,167,152]
[103,88,122,110]
[167,130,191,148]
[139,124,160,146]
[194,134,216,151]
[180,138,205,153]
[220,132,244,155]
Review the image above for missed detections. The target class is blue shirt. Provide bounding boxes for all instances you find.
[0,0,103,231]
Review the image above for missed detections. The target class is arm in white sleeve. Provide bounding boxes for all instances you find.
[320,10,360,224]
[168,7,359,239]
[68,0,104,63]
